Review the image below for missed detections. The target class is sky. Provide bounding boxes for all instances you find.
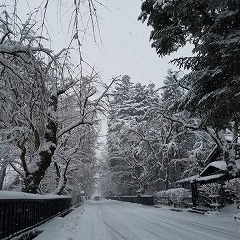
[18,0,191,88]
[84,0,189,88]
[84,0,191,88]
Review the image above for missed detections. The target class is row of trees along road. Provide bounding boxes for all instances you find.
[100,0,240,196]
[138,0,240,177]
[102,73,213,196]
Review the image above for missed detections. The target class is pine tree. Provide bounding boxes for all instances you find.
[107,76,161,195]
[139,0,240,128]
[139,0,240,176]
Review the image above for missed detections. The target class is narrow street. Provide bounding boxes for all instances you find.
[35,199,240,240]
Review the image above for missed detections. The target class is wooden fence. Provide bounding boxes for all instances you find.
[0,194,72,239]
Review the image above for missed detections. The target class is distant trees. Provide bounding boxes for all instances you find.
[107,76,160,195]
[104,73,212,195]
[139,0,240,177]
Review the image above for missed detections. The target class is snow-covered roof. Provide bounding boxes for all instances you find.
[0,191,71,200]
[176,175,199,184]
[209,161,227,170]
[201,160,226,173]
[200,160,240,176]
[177,160,240,184]
[196,173,225,183]
[176,173,226,184]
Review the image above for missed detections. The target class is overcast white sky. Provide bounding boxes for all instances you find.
[82,0,190,88]
[19,0,191,88]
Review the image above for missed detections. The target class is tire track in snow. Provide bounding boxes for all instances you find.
[113,203,217,240]
[140,208,239,240]
[98,203,137,240]
[99,201,200,240]
[107,200,239,240]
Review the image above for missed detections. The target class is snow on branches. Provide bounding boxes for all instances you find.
[0,10,118,194]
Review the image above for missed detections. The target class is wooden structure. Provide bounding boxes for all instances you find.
[177,146,240,209]
[0,192,72,240]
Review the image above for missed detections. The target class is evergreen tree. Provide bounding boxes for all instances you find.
[139,0,240,128]
[107,76,160,195]
[139,0,240,176]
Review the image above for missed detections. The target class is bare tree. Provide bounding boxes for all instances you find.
[0,11,117,193]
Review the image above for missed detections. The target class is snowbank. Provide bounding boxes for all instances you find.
[0,191,71,200]
[155,188,191,204]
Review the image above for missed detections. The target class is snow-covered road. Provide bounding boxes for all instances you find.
[35,199,240,240]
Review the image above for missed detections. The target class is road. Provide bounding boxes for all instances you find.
[36,199,240,240]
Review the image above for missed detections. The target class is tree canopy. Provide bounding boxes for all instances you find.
[139,0,240,129]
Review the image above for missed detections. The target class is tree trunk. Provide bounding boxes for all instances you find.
[165,159,169,190]
[22,92,58,193]
[22,148,56,193]
[53,173,67,195]
[224,147,238,177]
[0,163,7,190]
[53,159,71,195]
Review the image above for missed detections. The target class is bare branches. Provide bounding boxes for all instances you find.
[57,120,93,139]
[0,1,111,193]
[0,56,23,80]
[57,76,118,139]
[94,76,120,107]
[153,108,200,131]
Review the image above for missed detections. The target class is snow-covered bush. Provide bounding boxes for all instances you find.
[198,183,222,205]
[154,188,191,205]
[224,178,240,202]
[199,183,221,197]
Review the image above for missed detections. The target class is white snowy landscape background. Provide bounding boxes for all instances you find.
[0,0,240,239]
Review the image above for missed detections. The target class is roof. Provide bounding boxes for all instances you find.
[176,175,199,184]
[176,133,240,185]
[177,160,240,184]
[203,133,240,166]
[196,173,226,183]
[200,160,240,177]
[176,173,226,184]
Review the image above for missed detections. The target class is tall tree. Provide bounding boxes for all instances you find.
[107,76,162,194]
[0,12,116,193]
[139,0,240,176]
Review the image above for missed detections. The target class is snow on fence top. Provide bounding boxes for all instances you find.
[0,191,71,200]
[120,195,153,198]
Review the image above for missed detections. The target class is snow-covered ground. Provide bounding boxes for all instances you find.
[35,199,240,240]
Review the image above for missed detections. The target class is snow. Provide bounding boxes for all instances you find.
[0,191,71,199]
[35,199,240,240]
[177,173,224,183]
[155,188,191,203]
[153,0,174,10]
[196,173,225,182]
[208,161,227,170]
[234,213,240,221]
[176,174,199,183]
[201,160,240,174]
[223,133,240,144]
